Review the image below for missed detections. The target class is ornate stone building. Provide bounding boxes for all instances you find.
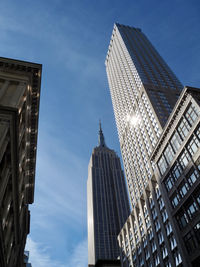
[0,57,42,267]
[152,87,200,266]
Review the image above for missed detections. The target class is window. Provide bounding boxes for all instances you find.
[155,219,161,232]
[186,168,199,186]
[158,155,168,175]
[162,209,168,223]
[196,127,200,140]
[169,235,177,250]
[186,201,198,219]
[174,251,182,266]
[164,144,175,164]
[164,174,174,191]
[171,193,181,207]
[158,232,164,244]
[143,237,148,248]
[152,208,157,219]
[155,187,161,199]
[179,182,189,198]
[176,210,189,229]
[145,217,151,229]
[151,240,157,253]
[184,231,197,254]
[149,198,154,209]
[170,131,182,152]
[179,150,191,169]
[185,103,198,125]
[187,134,200,156]
[165,221,173,235]
[148,229,153,240]
[158,198,165,210]
[177,117,190,140]
[171,162,182,181]
[162,246,168,259]
[154,253,160,266]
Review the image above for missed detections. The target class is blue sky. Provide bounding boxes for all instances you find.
[0,0,200,266]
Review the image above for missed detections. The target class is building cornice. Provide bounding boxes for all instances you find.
[0,57,42,204]
[151,86,200,162]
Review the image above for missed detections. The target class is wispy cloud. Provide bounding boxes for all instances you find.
[26,237,65,267]
[30,129,88,230]
[26,237,88,267]
[67,238,88,267]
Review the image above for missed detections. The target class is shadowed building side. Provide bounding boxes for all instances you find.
[0,57,42,267]
[87,123,130,266]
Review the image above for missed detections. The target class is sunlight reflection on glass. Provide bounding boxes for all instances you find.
[126,114,140,126]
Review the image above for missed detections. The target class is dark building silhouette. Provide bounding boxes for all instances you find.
[105,23,200,267]
[87,123,130,266]
[0,57,42,267]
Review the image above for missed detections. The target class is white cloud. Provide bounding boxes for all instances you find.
[26,237,88,267]
[32,130,88,225]
[67,238,88,267]
[26,129,88,256]
[26,237,66,267]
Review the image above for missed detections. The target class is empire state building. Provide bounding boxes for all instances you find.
[87,123,130,266]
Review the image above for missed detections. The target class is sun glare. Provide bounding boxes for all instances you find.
[126,114,139,126]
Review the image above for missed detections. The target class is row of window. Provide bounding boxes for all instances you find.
[164,138,200,193]
[158,102,199,175]
[176,187,200,229]
[170,166,200,208]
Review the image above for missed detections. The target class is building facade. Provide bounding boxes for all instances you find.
[152,87,200,266]
[105,24,199,267]
[0,57,42,267]
[87,123,130,266]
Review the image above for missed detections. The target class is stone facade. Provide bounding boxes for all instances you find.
[0,57,42,267]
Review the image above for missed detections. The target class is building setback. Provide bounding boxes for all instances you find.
[105,23,200,266]
[87,123,130,266]
[0,57,42,267]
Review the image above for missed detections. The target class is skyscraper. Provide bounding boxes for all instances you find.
[87,123,130,266]
[106,23,183,208]
[0,57,42,267]
[105,23,199,266]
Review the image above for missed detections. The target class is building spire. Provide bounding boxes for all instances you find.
[98,120,106,147]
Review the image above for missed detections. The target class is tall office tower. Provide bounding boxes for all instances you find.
[105,23,191,267]
[0,57,42,267]
[106,23,183,208]
[87,123,130,266]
